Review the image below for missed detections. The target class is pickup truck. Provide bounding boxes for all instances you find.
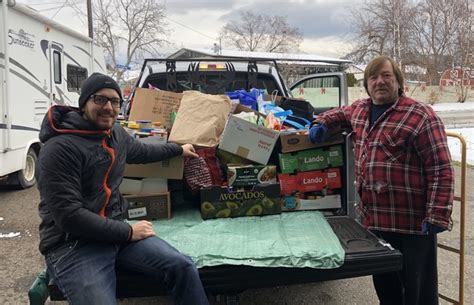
[34,57,402,305]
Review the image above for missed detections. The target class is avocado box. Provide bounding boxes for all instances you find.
[125,193,171,220]
[200,183,282,219]
[226,164,277,186]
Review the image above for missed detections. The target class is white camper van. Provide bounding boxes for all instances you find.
[0,1,106,188]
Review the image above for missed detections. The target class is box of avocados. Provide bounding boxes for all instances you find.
[200,183,282,219]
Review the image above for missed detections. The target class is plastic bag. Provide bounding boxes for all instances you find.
[225,88,265,111]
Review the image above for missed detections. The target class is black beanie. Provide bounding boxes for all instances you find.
[78,73,122,109]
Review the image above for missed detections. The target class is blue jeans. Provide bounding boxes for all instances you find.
[45,236,209,305]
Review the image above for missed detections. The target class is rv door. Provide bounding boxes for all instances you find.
[49,42,65,106]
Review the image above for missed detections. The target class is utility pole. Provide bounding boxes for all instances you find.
[87,0,93,39]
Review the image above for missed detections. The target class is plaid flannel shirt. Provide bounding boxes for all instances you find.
[316,96,454,234]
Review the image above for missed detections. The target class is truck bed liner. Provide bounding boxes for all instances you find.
[48,216,401,299]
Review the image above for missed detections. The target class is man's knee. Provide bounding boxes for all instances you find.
[169,253,196,272]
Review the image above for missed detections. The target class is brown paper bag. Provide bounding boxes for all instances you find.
[129,88,182,130]
[168,91,232,147]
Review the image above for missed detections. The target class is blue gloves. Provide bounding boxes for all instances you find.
[308,123,328,143]
[422,221,445,234]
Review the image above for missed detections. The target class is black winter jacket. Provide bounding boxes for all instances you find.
[37,106,183,254]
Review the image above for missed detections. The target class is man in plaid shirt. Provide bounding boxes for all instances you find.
[309,56,454,305]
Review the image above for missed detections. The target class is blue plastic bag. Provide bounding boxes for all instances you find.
[225,88,265,111]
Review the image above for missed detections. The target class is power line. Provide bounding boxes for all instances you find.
[164,16,216,41]
[24,1,70,5]
[37,4,68,12]
[50,0,70,19]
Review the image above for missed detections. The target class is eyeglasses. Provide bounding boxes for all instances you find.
[90,94,122,108]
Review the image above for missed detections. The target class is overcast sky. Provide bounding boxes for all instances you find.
[17,0,357,59]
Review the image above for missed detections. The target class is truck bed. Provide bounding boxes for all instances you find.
[48,216,401,299]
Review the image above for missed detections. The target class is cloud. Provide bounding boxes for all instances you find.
[216,1,355,39]
[165,0,241,14]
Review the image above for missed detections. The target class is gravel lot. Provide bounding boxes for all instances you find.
[0,165,472,305]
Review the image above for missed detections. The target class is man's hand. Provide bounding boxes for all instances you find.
[181,144,199,158]
[422,221,445,234]
[130,220,156,241]
[308,123,328,144]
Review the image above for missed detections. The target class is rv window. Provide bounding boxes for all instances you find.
[53,51,61,84]
[67,65,88,92]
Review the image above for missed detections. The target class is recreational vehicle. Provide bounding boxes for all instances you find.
[0,0,106,188]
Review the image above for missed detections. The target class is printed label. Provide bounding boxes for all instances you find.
[128,207,147,219]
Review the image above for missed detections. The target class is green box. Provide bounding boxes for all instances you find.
[297,149,328,172]
[327,145,344,167]
[200,184,282,219]
[279,145,344,173]
[278,153,300,174]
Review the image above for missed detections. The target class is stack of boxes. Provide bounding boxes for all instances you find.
[119,89,184,221]
[278,143,344,211]
[122,87,346,220]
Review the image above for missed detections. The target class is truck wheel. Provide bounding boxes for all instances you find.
[8,148,37,189]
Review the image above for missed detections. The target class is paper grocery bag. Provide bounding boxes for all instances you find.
[168,91,232,147]
[129,88,183,130]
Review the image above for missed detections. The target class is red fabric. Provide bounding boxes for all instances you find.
[196,147,224,186]
[315,96,454,234]
[183,147,223,194]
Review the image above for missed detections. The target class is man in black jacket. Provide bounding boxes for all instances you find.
[37,73,209,305]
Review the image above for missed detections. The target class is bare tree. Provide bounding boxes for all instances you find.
[346,0,415,65]
[219,11,303,53]
[408,0,468,85]
[78,0,168,83]
[448,0,473,102]
[347,0,473,96]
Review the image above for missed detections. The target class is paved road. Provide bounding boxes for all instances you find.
[0,165,472,305]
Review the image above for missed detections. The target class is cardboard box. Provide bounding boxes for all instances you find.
[124,156,184,179]
[129,88,182,130]
[279,127,344,153]
[278,173,298,195]
[120,177,168,194]
[219,104,280,165]
[216,149,253,167]
[278,144,344,173]
[200,183,282,219]
[279,167,342,195]
[326,168,342,189]
[123,136,184,179]
[327,145,344,167]
[125,193,171,220]
[296,170,327,193]
[279,148,327,173]
[282,191,342,211]
[226,164,277,186]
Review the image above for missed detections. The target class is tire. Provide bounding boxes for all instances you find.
[8,148,37,189]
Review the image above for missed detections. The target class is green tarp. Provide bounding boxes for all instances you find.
[147,209,345,269]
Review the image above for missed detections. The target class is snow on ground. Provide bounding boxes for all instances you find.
[433,102,474,164]
[446,128,474,165]
[0,232,21,238]
[431,102,474,112]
